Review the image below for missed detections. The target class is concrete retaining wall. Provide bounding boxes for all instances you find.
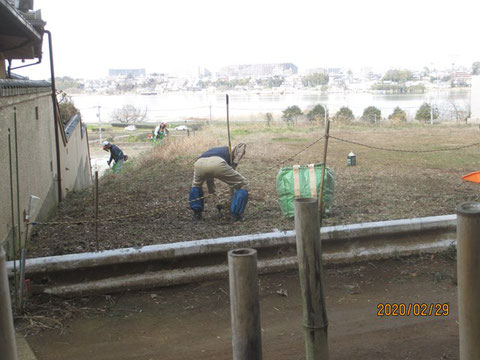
[7,214,457,296]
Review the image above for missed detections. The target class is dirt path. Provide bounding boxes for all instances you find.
[23,255,458,359]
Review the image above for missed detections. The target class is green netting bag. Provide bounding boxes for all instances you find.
[276,164,334,217]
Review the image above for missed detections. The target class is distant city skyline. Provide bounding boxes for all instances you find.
[15,0,480,80]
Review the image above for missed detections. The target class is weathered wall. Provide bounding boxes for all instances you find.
[0,86,56,256]
[471,75,480,122]
[61,114,91,192]
[0,58,5,79]
[0,81,91,258]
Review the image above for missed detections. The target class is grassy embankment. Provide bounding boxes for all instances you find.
[29,120,480,257]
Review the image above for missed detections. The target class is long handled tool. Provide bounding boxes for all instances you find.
[226,94,232,164]
[318,120,331,225]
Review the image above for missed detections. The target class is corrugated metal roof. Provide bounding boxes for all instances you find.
[0,0,44,59]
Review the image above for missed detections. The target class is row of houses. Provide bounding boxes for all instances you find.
[76,66,476,95]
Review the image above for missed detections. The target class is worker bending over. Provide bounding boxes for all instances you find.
[103,141,126,173]
[189,143,248,221]
[153,122,168,142]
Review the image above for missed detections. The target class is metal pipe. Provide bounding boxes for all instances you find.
[13,111,22,310]
[456,202,480,360]
[9,58,42,71]
[0,244,18,360]
[294,198,329,360]
[318,120,331,222]
[44,30,62,202]
[228,248,262,360]
[7,129,17,309]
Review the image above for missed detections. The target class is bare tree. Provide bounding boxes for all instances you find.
[449,101,471,123]
[111,104,148,124]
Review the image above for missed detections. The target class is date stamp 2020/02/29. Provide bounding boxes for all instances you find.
[377,303,449,317]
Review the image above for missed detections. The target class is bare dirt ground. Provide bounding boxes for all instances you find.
[29,123,480,257]
[20,254,458,360]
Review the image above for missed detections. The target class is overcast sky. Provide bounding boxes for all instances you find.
[18,0,479,80]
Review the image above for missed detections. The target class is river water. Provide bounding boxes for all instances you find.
[72,89,471,124]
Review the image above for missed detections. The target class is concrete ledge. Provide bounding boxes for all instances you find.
[16,332,37,360]
[8,214,456,275]
[8,214,457,296]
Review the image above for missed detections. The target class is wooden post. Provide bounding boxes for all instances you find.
[294,198,329,360]
[95,170,99,252]
[456,202,480,360]
[0,244,18,360]
[318,120,330,224]
[228,248,262,360]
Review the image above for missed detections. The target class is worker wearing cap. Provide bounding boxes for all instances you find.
[153,122,168,143]
[160,122,168,135]
[103,141,125,173]
[189,143,248,221]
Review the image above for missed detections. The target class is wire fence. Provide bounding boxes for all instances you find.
[32,125,480,227]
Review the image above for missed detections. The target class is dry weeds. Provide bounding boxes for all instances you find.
[29,122,480,257]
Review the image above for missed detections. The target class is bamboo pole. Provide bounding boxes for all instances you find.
[226,94,232,164]
[228,248,262,360]
[317,120,330,224]
[456,202,480,360]
[18,248,26,313]
[0,244,18,360]
[19,220,31,313]
[95,170,99,252]
[294,198,329,360]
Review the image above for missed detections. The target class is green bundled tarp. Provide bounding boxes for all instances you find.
[276,163,335,217]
